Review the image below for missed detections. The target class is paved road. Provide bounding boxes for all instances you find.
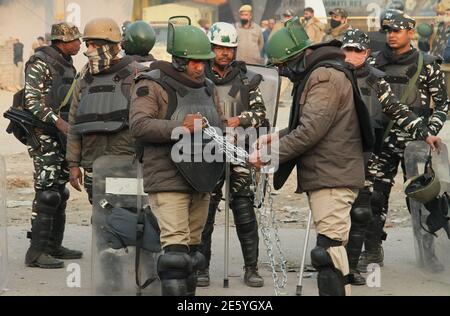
[2,225,450,296]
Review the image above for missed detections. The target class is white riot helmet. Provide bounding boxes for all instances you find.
[207,22,238,48]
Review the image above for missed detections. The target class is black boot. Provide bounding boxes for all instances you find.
[49,186,83,260]
[358,188,388,273]
[198,197,220,287]
[347,189,372,285]
[244,265,264,288]
[232,196,264,288]
[158,245,190,296]
[25,190,64,269]
[186,246,206,296]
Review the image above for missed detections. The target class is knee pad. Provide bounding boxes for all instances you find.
[158,246,192,280]
[232,197,256,226]
[351,206,372,225]
[189,250,206,272]
[34,190,61,214]
[59,186,70,203]
[311,235,347,296]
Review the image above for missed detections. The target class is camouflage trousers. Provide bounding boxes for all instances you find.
[212,163,254,200]
[27,132,69,190]
[201,163,260,268]
[366,129,413,241]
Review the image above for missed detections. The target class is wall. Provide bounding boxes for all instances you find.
[0,38,14,91]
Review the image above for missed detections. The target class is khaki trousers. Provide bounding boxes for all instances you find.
[149,192,211,249]
[308,188,359,296]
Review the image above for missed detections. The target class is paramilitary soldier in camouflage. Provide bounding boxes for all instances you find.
[122,20,157,67]
[24,22,83,269]
[198,22,266,288]
[341,29,441,285]
[430,1,450,57]
[359,12,450,272]
[130,17,226,296]
[67,18,147,202]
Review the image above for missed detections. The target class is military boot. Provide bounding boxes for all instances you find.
[197,268,210,287]
[244,266,264,288]
[349,269,366,286]
[49,186,83,260]
[358,245,384,273]
[232,196,264,288]
[25,213,64,269]
[25,190,64,269]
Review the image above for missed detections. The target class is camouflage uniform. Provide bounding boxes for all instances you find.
[323,8,352,42]
[200,62,266,283]
[431,20,450,58]
[24,22,83,268]
[361,14,450,268]
[343,29,433,284]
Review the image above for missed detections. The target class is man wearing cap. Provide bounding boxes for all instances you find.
[67,18,147,204]
[270,9,295,40]
[302,7,325,44]
[197,22,267,288]
[236,4,264,65]
[130,17,226,296]
[341,29,441,285]
[323,8,351,42]
[24,22,83,269]
[253,18,375,296]
[430,1,450,57]
[358,12,449,273]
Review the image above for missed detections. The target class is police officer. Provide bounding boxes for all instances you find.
[368,9,403,53]
[359,12,449,272]
[122,20,157,67]
[341,29,441,284]
[323,8,351,42]
[197,22,266,288]
[254,18,374,296]
[129,17,226,296]
[67,18,147,203]
[24,22,83,269]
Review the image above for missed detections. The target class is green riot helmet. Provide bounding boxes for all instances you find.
[167,16,215,60]
[123,21,156,56]
[417,23,434,39]
[266,17,312,66]
[405,156,441,204]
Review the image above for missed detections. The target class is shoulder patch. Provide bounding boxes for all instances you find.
[136,86,150,97]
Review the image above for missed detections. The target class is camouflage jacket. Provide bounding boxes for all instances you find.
[24,46,76,125]
[370,48,449,137]
[373,75,429,141]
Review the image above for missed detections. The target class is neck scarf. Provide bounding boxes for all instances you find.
[84,43,121,74]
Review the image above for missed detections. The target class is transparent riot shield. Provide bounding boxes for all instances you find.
[92,156,162,296]
[0,156,7,292]
[404,141,450,284]
[247,64,281,127]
